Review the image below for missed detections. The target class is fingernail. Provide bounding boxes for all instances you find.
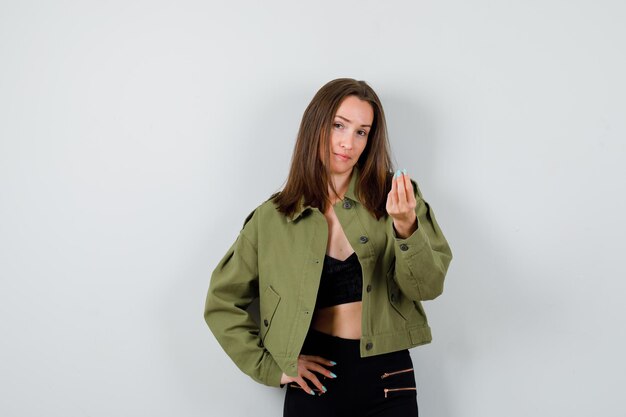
[395,169,401,178]
[322,385,327,392]
[330,361,337,366]
[309,389,315,395]
[402,168,407,175]
[330,372,337,378]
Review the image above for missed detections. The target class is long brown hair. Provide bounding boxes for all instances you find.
[273,78,392,219]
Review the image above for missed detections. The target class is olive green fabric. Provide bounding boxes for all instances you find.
[204,168,452,387]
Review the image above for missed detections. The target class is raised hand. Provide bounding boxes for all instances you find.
[386,169,418,239]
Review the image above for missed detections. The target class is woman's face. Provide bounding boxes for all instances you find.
[324,95,374,176]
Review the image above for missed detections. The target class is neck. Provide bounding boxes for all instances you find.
[328,169,353,204]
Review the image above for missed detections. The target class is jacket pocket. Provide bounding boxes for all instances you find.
[386,268,412,321]
[387,267,428,325]
[260,286,281,344]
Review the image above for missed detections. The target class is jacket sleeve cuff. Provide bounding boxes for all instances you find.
[391,219,429,255]
[388,217,448,301]
[262,353,285,388]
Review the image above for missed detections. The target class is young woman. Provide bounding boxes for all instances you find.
[204,78,452,416]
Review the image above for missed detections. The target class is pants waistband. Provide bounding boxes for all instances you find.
[301,328,361,359]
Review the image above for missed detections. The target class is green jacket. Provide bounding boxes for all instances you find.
[204,169,452,387]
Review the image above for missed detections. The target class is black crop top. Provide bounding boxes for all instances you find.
[314,252,363,309]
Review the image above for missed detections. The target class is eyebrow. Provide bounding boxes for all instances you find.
[336,115,371,128]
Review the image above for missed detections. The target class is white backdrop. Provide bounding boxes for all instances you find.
[1,1,625,416]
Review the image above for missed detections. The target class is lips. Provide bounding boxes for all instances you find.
[334,153,350,161]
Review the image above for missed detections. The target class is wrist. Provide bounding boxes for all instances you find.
[393,217,417,239]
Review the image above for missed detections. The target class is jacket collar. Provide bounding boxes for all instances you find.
[287,166,361,223]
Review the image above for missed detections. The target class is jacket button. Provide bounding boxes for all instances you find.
[390,293,396,302]
[399,243,409,251]
[365,342,373,350]
[366,284,372,293]
[359,236,368,244]
[263,319,269,327]
[342,200,352,209]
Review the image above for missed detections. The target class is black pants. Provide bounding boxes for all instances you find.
[283,329,418,417]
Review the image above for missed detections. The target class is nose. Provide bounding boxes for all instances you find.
[339,131,354,149]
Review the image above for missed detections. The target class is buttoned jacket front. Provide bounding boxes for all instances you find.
[204,169,452,387]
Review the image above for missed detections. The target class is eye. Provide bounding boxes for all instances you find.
[357,130,368,137]
[333,122,344,129]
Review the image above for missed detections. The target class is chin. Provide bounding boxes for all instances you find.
[330,166,356,176]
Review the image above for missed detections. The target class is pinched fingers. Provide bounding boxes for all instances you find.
[387,170,416,215]
[388,172,399,207]
[396,171,407,202]
[401,171,417,206]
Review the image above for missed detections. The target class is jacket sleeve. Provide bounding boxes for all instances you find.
[389,180,453,301]
[204,209,284,387]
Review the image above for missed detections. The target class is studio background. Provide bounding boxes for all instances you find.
[1,1,624,416]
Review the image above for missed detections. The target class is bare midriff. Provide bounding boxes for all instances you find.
[313,181,364,340]
[310,301,362,340]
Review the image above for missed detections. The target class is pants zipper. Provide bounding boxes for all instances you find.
[380,367,413,379]
[384,387,417,398]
